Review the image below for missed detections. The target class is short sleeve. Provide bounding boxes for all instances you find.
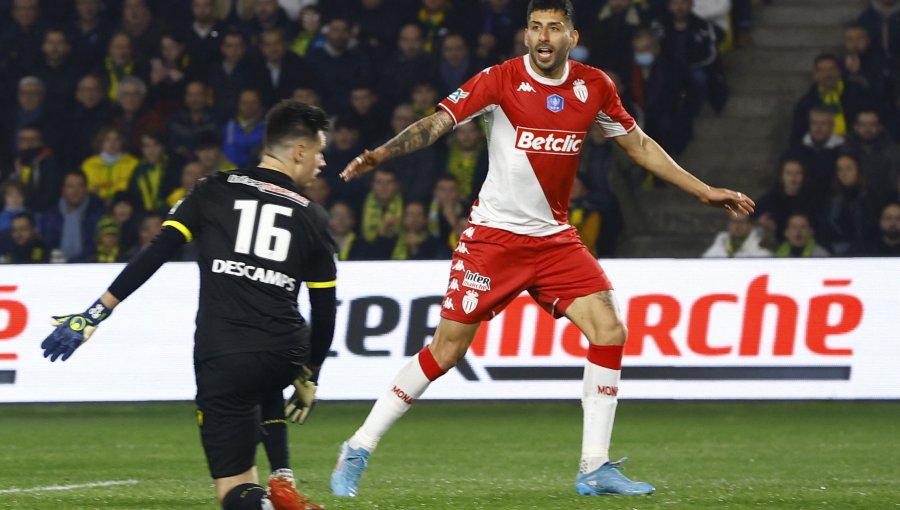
[163,184,204,243]
[303,207,337,287]
[594,71,636,138]
[437,66,503,126]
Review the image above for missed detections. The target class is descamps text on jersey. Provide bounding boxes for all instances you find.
[211,258,297,291]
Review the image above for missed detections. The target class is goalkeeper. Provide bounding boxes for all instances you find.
[40,101,336,510]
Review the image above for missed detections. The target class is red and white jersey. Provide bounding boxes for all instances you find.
[438,55,636,236]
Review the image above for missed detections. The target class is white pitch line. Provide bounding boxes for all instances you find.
[0,480,138,494]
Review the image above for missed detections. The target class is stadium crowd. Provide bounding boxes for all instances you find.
[0,0,894,265]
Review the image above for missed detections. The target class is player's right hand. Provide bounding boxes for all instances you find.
[41,299,112,362]
[285,365,318,424]
[340,149,382,181]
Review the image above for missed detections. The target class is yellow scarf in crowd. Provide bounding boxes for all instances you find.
[362,192,403,242]
[818,80,846,136]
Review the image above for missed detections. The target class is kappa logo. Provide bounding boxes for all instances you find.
[517,82,536,92]
[462,227,475,239]
[573,79,588,103]
[447,88,470,103]
[462,290,479,314]
[452,260,466,271]
[442,297,455,310]
[448,278,460,291]
[463,270,491,291]
[455,242,469,254]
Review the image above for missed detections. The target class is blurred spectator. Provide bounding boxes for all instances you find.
[416,0,471,54]
[509,27,528,58]
[68,0,110,71]
[193,131,236,175]
[186,0,228,68]
[124,210,163,258]
[439,120,487,201]
[786,106,844,202]
[731,0,753,47]
[89,216,124,262]
[428,174,466,251]
[820,153,876,256]
[629,29,691,156]
[322,117,366,209]
[38,171,105,262]
[843,22,889,102]
[379,23,434,110]
[0,0,45,75]
[128,131,179,213]
[586,0,647,79]
[98,32,149,102]
[65,73,115,164]
[701,215,772,258]
[208,30,252,123]
[345,83,390,148]
[289,4,325,58]
[168,81,218,160]
[379,103,440,203]
[435,33,480,98]
[328,201,369,261]
[569,176,603,257]
[480,0,518,58]
[0,180,29,235]
[843,108,900,206]
[857,0,900,59]
[853,201,900,256]
[693,0,731,35]
[109,191,139,254]
[475,32,501,66]
[3,76,60,163]
[117,0,162,59]
[307,18,374,114]
[82,127,140,203]
[357,0,407,66]
[165,160,205,207]
[754,159,818,244]
[34,29,78,112]
[249,28,314,107]
[379,201,444,260]
[1,212,49,263]
[361,168,403,243]
[653,0,728,115]
[304,177,331,208]
[291,86,322,108]
[4,125,61,212]
[110,76,166,154]
[774,212,830,258]
[410,79,440,119]
[242,0,294,45]
[790,53,867,144]
[222,89,265,168]
[150,31,200,114]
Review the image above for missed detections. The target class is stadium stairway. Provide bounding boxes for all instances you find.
[617,0,864,258]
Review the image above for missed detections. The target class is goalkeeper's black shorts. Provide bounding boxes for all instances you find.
[194,348,305,478]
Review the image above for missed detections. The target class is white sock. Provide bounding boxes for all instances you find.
[349,354,433,452]
[580,362,620,474]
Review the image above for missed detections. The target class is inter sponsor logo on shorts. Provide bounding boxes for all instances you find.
[463,270,491,291]
[462,290,479,314]
[514,127,584,155]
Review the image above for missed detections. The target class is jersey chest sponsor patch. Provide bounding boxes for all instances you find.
[514,127,585,156]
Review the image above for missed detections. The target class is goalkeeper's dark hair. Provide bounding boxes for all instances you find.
[264,100,329,149]
[527,0,575,27]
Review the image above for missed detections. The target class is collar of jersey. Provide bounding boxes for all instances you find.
[248,166,299,190]
[522,55,570,86]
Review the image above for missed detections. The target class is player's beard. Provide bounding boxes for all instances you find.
[529,45,569,77]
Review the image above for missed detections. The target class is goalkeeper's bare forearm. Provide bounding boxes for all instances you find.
[340,110,454,181]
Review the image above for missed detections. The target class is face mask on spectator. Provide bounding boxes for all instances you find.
[100,152,121,165]
[16,147,41,164]
[634,52,655,66]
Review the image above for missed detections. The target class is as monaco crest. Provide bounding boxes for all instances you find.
[462,290,479,314]
[573,79,588,103]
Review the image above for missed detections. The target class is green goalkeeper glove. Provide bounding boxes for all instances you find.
[284,365,318,425]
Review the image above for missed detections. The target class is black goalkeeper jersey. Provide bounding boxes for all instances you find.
[164,167,337,362]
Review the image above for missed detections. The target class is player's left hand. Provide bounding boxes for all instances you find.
[285,365,318,424]
[700,187,755,217]
[41,299,112,362]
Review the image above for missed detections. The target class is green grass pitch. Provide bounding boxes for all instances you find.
[1,401,898,509]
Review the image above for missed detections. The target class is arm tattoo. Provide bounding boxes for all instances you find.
[379,111,454,161]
